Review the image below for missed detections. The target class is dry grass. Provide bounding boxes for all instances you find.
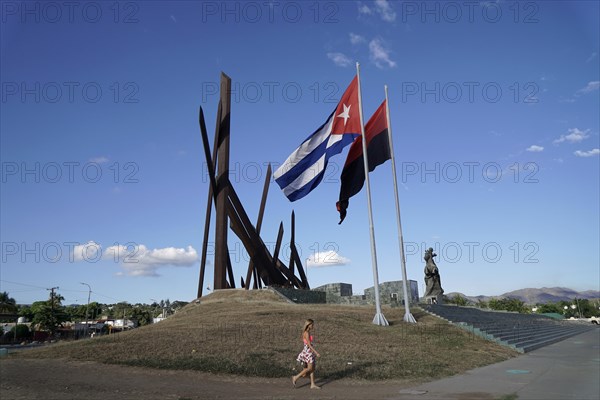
[16,289,518,381]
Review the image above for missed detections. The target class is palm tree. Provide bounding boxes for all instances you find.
[0,292,18,314]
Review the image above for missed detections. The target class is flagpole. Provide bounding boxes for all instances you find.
[385,85,417,324]
[356,62,388,327]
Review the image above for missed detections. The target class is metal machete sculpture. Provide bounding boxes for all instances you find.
[196,73,309,298]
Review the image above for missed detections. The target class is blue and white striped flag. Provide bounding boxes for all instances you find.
[274,76,362,202]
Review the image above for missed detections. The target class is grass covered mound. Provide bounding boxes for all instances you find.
[16,290,517,381]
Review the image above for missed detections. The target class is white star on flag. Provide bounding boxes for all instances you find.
[337,103,351,126]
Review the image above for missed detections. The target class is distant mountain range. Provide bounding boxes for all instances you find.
[446,287,600,304]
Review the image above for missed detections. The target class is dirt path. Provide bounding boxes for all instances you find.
[1,358,420,400]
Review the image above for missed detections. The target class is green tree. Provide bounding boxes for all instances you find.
[450,294,469,306]
[171,300,189,311]
[18,305,34,321]
[9,324,30,340]
[131,307,153,326]
[0,292,18,320]
[570,299,597,318]
[31,292,69,335]
[557,300,583,318]
[111,302,133,320]
[581,299,598,317]
[488,297,528,313]
[86,302,103,321]
[536,303,562,314]
[62,302,102,322]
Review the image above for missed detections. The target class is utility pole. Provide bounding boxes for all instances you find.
[119,301,127,332]
[575,298,583,319]
[47,287,59,336]
[80,283,91,337]
[48,287,58,306]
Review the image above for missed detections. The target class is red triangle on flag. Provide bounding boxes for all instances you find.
[331,76,361,136]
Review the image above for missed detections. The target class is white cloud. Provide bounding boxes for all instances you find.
[73,242,198,277]
[72,241,102,262]
[558,97,576,104]
[369,39,396,69]
[553,128,590,144]
[374,0,396,22]
[170,15,177,23]
[349,32,366,45]
[586,52,597,63]
[357,2,372,15]
[562,80,599,102]
[327,52,353,67]
[137,245,198,266]
[577,81,600,94]
[526,145,544,152]
[574,149,600,158]
[89,156,109,164]
[103,244,129,261]
[307,251,350,268]
[358,0,396,21]
[116,245,199,277]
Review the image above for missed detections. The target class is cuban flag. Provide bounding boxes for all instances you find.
[274,76,362,202]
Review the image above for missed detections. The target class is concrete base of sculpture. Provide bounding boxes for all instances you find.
[403,312,417,323]
[425,295,443,305]
[372,312,389,326]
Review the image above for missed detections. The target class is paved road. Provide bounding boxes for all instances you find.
[393,327,600,400]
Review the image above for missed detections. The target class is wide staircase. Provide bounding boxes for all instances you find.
[423,304,596,353]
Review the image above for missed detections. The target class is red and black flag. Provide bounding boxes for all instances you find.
[336,100,391,224]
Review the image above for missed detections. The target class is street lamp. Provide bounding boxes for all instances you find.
[570,304,579,318]
[574,298,582,318]
[80,282,91,337]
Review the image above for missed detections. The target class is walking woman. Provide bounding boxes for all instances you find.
[293,318,320,389]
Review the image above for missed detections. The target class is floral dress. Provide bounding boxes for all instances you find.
[296,334,315,366]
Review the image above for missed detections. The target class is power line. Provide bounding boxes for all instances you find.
[2,281,129,305]
[58,288,88,293]
[0,280,48,290]
[92,291,124,303]
[4,289,47,294]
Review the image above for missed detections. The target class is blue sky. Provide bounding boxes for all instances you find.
[1,1,598,306]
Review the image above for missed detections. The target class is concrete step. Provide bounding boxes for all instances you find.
[422,305,595,353]
[504,327,589,346]
[517,327,594,352]
[486,325,583,340]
